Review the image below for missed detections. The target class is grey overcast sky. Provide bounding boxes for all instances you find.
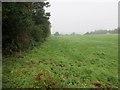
[46,0,118,34]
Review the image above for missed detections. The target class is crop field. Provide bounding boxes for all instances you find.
[2,34,118,88]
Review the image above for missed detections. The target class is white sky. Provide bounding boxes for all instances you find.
[46,0,119,34]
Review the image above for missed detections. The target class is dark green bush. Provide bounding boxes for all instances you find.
[2,2,51,56]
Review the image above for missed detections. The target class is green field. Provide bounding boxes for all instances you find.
[3,34,118,88]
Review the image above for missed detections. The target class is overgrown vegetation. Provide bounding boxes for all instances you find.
[3,34,118,88]
[2,2,51,56]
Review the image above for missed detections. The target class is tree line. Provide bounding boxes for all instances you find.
[2,2,51,56]
[84,28,119,35]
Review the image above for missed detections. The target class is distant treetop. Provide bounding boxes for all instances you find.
[84,28,118,35]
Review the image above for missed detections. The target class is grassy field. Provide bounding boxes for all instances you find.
[2,34,118,88]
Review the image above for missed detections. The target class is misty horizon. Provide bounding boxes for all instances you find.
[46,1,118,34]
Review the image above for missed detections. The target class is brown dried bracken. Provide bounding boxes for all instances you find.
[35,73,44,82]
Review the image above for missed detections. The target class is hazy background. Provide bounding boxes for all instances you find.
[46,0,118,35]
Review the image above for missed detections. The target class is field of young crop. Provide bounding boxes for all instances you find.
[2,34,118,88]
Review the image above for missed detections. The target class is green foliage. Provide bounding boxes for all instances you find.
[31,26,44,42]
[84,28,119,35]
[2,2,51,56]
[3,34,118,88]
[54,32,59,36]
